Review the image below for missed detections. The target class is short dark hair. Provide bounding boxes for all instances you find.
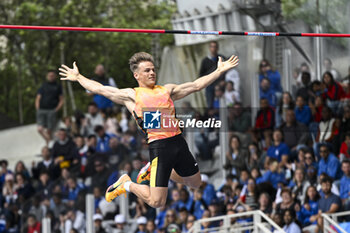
[88,102,98,108]
[342,159,350,166]
[129,52,154,73]
[94,125,104,133]
[320,175,333,184]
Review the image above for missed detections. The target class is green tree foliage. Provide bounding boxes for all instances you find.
[0,0,175,124]
[282,0,349,34]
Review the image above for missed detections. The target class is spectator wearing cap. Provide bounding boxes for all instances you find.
[112,214,127,233]
[318,144,342,180]
[200,174,216,206]
[95,125,116,153]
[93,214,106,233]
[340,160,350,210]
[136,216,147,233]
[167,224,181,233]
[51,128,79,170]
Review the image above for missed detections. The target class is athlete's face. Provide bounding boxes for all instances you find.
[134,61,156,88]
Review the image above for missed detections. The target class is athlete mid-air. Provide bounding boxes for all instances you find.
[59,52,239,208]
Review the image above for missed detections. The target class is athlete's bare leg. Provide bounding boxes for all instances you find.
[170,170,201,189]
[129,183,168,208]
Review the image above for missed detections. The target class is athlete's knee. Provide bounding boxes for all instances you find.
[149,197,166,208]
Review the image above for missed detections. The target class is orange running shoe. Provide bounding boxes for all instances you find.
[137,162,151,184]
[105,174,131,202]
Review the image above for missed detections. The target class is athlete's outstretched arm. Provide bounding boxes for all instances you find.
[59,62,133,105]
[165,55,239,100]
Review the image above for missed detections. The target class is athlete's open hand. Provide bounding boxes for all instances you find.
[217,55,239,73]
[59,62,80,81]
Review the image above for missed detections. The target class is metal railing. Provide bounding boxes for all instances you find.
[322,211,350,233]
[188,210,285,233]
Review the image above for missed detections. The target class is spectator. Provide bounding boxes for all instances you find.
[259,78,277,107]
[322,71,345,113]
[113,214,128,233]
[282,209,301,233]
[50,193,66,219]
[254,98,275,148]
[256,159,286,189]
[178,189,193,212]
[295,95,312,126]
[146,220,156,233]
[245,143,265,171]
[199,41,225,108]
[258,59,282,98]
[94,125,116,153]
[178,207,189,233]
[185,215,196,233]
[323,58,341,82]
[241,178,258,210]
[32,146,60,181]
[25,214,41,233]
[130,158,142,183]
[67,176,84,203]
[192,188,207,220]
[63,209,85,233]
[200,174,216,206]
[280,109,309,151]
[228,103,251,133]
[339,106,350,143]
[14,161,30,181]
[275,188,300,216]
[83,102,104,136]
[0,159,12,189]
[107,136,130,170]
[93,214,106,233]
[163,210,180,229]
[258,192,272,216]
[224,81,240,106]
[212,85,224,110]
[15,173,35,200]
[316,176,342,232]
[224,135,247,176]
[89,64,116,111]
[275,92,294,128]
[340,160,350,210]
[339,132,350,161]
[266,129,290,168]
[289,168,310,203]
[2,174,16,205]
[299,186,320,231]
[91,160,110,190]
[296,72,313,103]
[225,67,240,93]
[51,128,79,171]
[35,70,64,145]
[317,144,342,180]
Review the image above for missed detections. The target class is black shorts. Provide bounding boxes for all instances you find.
[149,134,199,187]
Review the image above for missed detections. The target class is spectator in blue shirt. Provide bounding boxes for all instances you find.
[340,160,350,210]
[256,159,286,189]
[260,78,277,107]
[94,125,116,153]
[192,188,208,220]
[295,96,312,126]
[200,174,216,206]
[298,186,320,229]
[259,59,282,95]
[317,144,342,180]
[178,188,194,211]
[266,129,290,168]
[67,176,84,202]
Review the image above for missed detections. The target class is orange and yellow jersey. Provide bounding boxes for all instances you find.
[133,85,182,143]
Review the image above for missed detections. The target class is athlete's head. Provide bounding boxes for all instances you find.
[129,52,156,88]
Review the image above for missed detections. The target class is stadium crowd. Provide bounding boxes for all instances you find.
[1,45,350,233]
